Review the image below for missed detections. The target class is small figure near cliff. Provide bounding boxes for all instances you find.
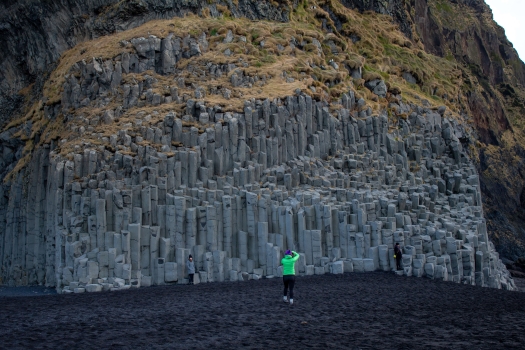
[186,255,195,285]
[394,243,403,271]
[281,250,300,305]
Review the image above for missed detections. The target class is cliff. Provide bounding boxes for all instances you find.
[0,0,288,124]
[413,0,525,260]
[0,0,523,289]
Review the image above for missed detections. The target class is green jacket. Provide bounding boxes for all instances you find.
[281,251,300,275]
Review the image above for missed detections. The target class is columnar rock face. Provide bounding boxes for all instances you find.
[0,87,516,291]
[0,28,516,293]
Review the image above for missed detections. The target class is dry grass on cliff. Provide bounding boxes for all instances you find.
[21,0,471,168]
[44,16,324,105]
[43,0,464,111]
[428,0,477,31]
[3,100,44,131]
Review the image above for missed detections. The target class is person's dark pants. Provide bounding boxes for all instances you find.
[283,275,296,299]
[189,274,194,284]
[396,258,402,270]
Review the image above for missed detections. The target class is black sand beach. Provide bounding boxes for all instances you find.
[1,273,524,349]
[0,286,57,297]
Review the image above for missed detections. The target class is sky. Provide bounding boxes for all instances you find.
[484,0,525,61]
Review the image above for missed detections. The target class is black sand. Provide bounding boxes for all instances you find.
[1,272,524,349]
[0,286,57,297]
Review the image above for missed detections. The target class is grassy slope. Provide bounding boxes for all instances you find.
[5,0,471,166]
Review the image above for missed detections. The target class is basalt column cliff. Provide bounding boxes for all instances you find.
[0,0,522,291]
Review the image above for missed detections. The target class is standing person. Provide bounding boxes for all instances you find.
[281,250,300,305]
[186,255,195,285]
[394,243,403,271]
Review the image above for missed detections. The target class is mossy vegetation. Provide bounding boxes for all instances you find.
[435,0,453,13]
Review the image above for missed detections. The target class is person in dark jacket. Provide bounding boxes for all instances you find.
[394,243,403,271]
[281,250,300,305]
[186,255,195,285]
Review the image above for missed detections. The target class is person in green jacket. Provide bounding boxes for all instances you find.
[281,250,300,305]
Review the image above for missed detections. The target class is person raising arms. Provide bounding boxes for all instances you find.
[281,250,300,305]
